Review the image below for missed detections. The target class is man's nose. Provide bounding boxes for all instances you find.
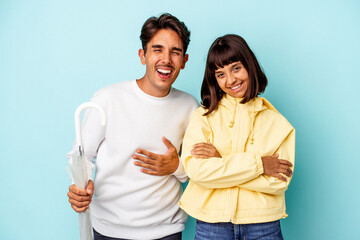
[161,51,172,64]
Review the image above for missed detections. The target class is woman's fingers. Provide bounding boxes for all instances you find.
[278,160,293,177]
[192,143,214,150]
[191,142,221,158]
[262,155,293,180]
[278,159,293,167]
[273,173,287,182]
[277,166,293,177]
[191,149,213,158]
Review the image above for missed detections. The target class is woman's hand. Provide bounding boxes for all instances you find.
[191,142,222,159]
[261,153,293,181]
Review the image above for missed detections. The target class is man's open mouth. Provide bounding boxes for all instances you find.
[157,68,173,78]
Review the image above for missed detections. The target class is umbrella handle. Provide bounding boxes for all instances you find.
[75,102,107,146]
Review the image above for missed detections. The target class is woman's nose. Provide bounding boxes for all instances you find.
[227,73,236,84]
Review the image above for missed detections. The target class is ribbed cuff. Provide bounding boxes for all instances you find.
[172,157,184,176]
[172,157,188,183]
[255,154,264,175]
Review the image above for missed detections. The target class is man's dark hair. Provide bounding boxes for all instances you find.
[140,13,191,55]
[201,34,268,115]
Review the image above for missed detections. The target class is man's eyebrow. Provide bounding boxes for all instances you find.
[172,47,183,53]
[151,44,163,49]
[151,45,183,53]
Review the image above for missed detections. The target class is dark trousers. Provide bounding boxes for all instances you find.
[93,228,182,240]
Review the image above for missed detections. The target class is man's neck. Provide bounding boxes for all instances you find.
[136,77,171,98]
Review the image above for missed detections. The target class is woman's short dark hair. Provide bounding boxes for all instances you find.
[140,13,191,55]
[201,34,268,115]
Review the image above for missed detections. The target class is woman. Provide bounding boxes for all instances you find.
[179,34,295,240]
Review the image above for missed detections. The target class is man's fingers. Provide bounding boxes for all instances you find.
[86,180,94,195]
[140,168,162,176]
[69,185,89,196]
[69,197,91,208]
[134,161,158,171]
[132,154,157,165]
[162,137,176,151]
[135,148,159,160]
[71,204,88,213]
[67,191,92,202]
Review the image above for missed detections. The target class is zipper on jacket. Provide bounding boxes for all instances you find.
[231,104,240,152]
[229,187,239,222]
[229,102,239,222]
[229,188,234,221]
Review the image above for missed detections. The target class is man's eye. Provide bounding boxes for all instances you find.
[172,51,180,56]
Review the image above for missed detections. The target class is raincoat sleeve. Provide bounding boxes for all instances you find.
[238,128,295,195]
[181,110,264,189]
[67,93,107,182]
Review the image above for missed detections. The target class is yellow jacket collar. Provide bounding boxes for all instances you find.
[220,94,278,113]
[219,94,279,143]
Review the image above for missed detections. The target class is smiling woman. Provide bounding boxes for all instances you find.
[214,61,250,99]
[179,34,295,240]
[201,34,268,116]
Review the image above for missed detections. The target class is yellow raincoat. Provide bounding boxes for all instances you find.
[179,94,295,224]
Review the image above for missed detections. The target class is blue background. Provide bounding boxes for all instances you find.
[1,0,359,239]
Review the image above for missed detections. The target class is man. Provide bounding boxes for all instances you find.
[67,13,198,240]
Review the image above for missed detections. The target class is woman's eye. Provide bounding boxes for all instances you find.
[217,73,224,78]
[234,66,241,71]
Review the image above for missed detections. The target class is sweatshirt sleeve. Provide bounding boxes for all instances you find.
[238,128,295,195]
[172,158,188,183]
[172,97,199,183]
[181,110,264,189]
[66,92,107,183]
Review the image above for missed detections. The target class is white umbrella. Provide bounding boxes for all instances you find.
[70,102,106,240]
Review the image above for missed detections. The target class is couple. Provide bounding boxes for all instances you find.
[67,13,295,240]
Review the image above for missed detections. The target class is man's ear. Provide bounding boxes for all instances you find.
[138,49,146,65]
[181,54,189,69]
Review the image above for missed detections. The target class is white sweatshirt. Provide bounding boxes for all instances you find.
[68,80,198,239]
